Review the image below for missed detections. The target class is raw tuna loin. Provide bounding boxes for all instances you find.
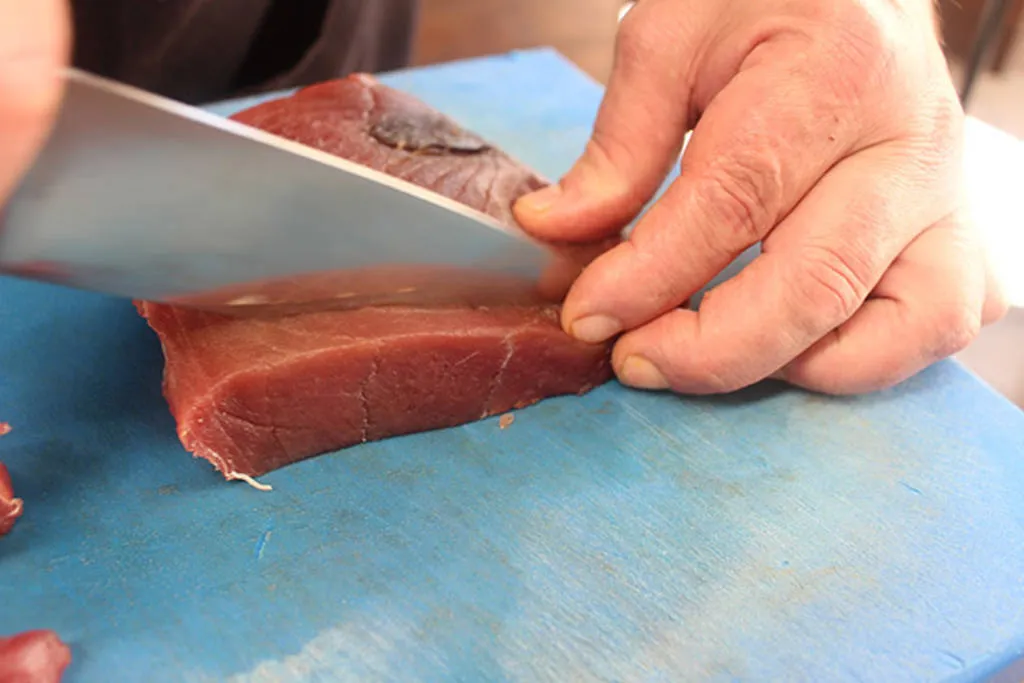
[136,75,615,480]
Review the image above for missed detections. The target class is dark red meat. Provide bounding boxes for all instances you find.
[0,423,21,537]
[137,75,615,480]
[231,74,545,228]
[0,630,71,683]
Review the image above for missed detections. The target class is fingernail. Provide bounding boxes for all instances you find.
[518,183,563,214]
[619,355,670,390]
[570,314,621,343]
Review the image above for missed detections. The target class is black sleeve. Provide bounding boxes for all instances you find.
[70,0,418,104]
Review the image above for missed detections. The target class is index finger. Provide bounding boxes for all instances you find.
[558,36,894,343]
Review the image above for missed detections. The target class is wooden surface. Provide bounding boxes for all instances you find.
[1,49,1024,683]
[413,0,621,82]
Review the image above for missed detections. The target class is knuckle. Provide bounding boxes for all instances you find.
[821,3,901,103]
[701,150,784,247]
[983,283,1011,326]
[614,12,658,71]
[927,303,980,358]
[794,245,873,326]
[581,133,644,197]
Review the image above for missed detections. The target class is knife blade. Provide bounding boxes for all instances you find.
[0,68,561,312]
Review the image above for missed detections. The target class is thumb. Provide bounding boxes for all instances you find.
[513,1,697,241]
[0,0,71,205]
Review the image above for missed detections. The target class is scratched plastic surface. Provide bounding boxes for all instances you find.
[1,50,1024,683]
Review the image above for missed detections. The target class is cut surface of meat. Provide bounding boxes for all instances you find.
[0,423,21,538]
[0,630,72,683]
[137,304,611,477]
[137,75,615,479]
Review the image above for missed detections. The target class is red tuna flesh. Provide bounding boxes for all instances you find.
[136,74,615,480]
[0,630,72,683]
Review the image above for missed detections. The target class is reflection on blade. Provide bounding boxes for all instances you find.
[0,68,561,310]
[169,238,614,317]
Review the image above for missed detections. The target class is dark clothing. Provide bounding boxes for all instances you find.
[69,0,419,104]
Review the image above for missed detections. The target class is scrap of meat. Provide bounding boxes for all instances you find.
[0,424,22,537]
[0,464,22,537]
[136,75,616,480]
[0,630,72,683]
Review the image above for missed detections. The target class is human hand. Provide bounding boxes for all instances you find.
[514,0,1008,395]
[0,0,69,207]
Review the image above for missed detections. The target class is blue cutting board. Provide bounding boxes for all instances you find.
[1,49,1023,683]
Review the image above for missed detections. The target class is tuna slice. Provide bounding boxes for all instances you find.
[0,630,72,683]
[0,423,21,537]
[136,75,615,480]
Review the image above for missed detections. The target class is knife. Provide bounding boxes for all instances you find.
[0,68,561,313]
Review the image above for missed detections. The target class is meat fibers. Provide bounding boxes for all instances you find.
[136,75,615,480]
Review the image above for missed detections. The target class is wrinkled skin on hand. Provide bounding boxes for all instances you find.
[516,0,1009,395]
